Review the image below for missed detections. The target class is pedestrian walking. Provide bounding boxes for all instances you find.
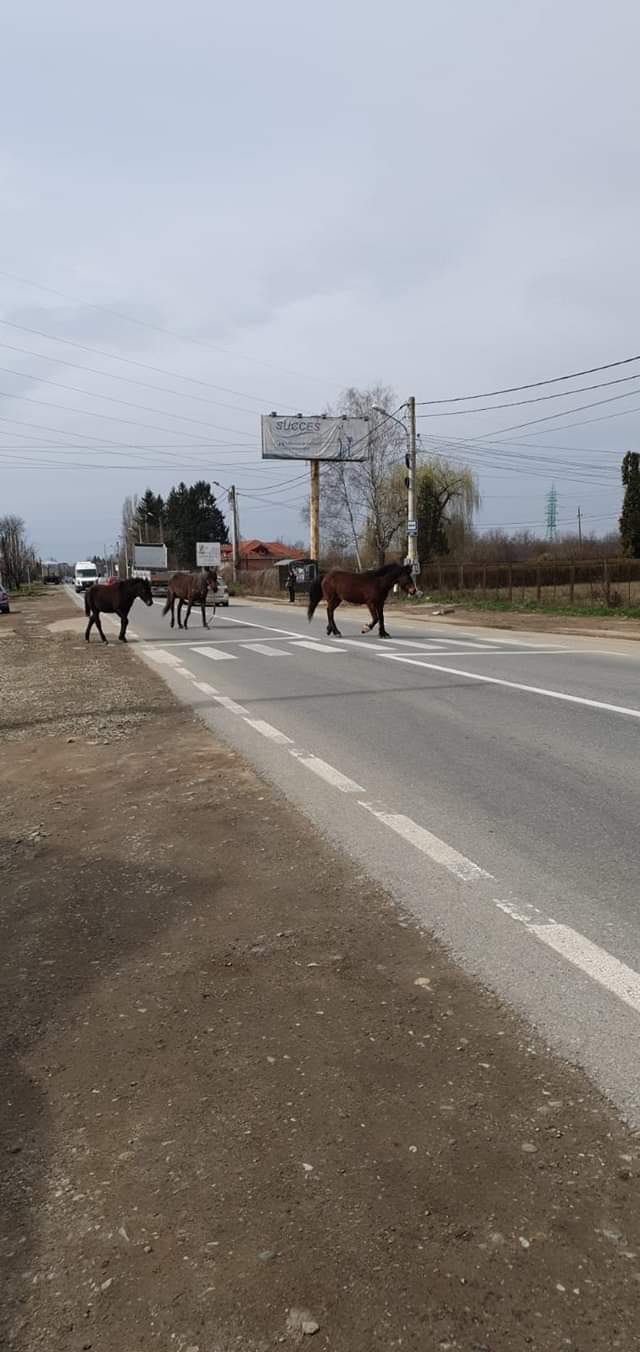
[287,566,297,604]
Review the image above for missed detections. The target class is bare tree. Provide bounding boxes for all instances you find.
[0,514,36,588]
[319,385,406,567]
[120,493,139,576]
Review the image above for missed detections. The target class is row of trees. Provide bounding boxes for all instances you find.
[121,481,228,572]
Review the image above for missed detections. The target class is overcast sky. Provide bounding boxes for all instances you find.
[2,0,640,560]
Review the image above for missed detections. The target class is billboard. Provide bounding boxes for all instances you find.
[196,541,222,566]
[261,414,370,462]
[133,544,167,569]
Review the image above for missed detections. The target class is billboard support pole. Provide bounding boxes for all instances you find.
[310,460,320,562]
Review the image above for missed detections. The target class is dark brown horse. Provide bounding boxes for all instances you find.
[162,567,217,630]
[85,576,153,643]
[307,561,417,639]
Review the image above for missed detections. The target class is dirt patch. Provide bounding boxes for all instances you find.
[2,594,640,1351]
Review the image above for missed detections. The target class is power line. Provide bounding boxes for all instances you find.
[0,318,298,411]
[416,353,640,405]
[0,362,260,443]
[416,369,640,418]
[0,267,328,388]
[0,337,285,419]
[457,386,640,441]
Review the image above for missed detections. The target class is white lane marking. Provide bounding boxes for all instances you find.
[216,613,305,639]
[190,646,237,661]
[245,642,293,656]
[359,803,492,882]
[291,640,347,654]
[385,648,575,659]
[390,636,506,651]
[290,751,364,793]
[142,647,184,667]
[243,718,294,744]
[497,906,640,1016]
[381,654,640,719]
[194,681,218,695]
[214,695,250,715]
[338,638,402,651]
[176,667,199,682]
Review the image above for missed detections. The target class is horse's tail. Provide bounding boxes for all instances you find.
[161,587,172,616]
[307,575,323,622]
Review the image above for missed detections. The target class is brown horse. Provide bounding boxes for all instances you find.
[85,576,153,643]
[162,567,217,630]
[307,561,417,639]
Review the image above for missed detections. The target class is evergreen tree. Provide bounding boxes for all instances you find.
[135,489,166,542]
[164,481,228,567]
[620,452,640,557]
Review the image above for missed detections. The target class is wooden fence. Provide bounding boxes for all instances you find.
[418,557,640,609]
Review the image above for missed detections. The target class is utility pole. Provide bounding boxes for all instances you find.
[577,506,583,549]
[310,460,320,562]
[228,485,240,581]
[407,395,418,573]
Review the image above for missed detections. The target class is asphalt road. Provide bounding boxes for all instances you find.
[76,590,640,1123]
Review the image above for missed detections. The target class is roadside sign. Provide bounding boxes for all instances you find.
[196,541,222,566]
[407,520,418,536]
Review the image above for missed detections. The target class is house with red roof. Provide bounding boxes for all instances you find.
[221,539,307,573]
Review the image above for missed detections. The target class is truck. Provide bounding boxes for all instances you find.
[74,560,98,593]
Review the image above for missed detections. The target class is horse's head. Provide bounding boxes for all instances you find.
[135,578,154,607]
[205,567,218,587]
[398,563,418,597]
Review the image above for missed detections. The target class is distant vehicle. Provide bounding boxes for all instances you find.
[0,583,10,614]
[74,561,98,593]
[42,561,62,584]
[211,576,229,607]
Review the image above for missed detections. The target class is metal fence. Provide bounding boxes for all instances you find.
[418,557,640,609]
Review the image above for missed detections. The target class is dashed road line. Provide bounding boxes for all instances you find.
[359,803,493,882]
[497,905,640,1016]
[289,751,364,793]
[243,718,294,744]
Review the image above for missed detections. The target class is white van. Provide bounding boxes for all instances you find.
[74,560,98,593]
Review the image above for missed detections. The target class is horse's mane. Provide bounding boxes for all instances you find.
[366,561,407,578]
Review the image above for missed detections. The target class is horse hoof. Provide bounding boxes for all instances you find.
[361,626,369,634]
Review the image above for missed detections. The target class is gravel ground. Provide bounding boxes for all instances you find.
[2,591,640,1352]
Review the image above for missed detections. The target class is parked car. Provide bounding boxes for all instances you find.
[0,583,10,614]
[211,577,229,607]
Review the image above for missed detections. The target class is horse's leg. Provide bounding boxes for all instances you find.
[378,602,390,639]
[85,610,94,641]
[95,611,108,644]
[169,594,176,628]
[327,598,342,637]
[177,599,184,629]
[361,602,378,634]
[184,599,193,630]
[119,607,128,642]
[201,593,209,629]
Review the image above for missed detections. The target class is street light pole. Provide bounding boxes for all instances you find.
[373,401,418,574]
[406,395,417,573]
